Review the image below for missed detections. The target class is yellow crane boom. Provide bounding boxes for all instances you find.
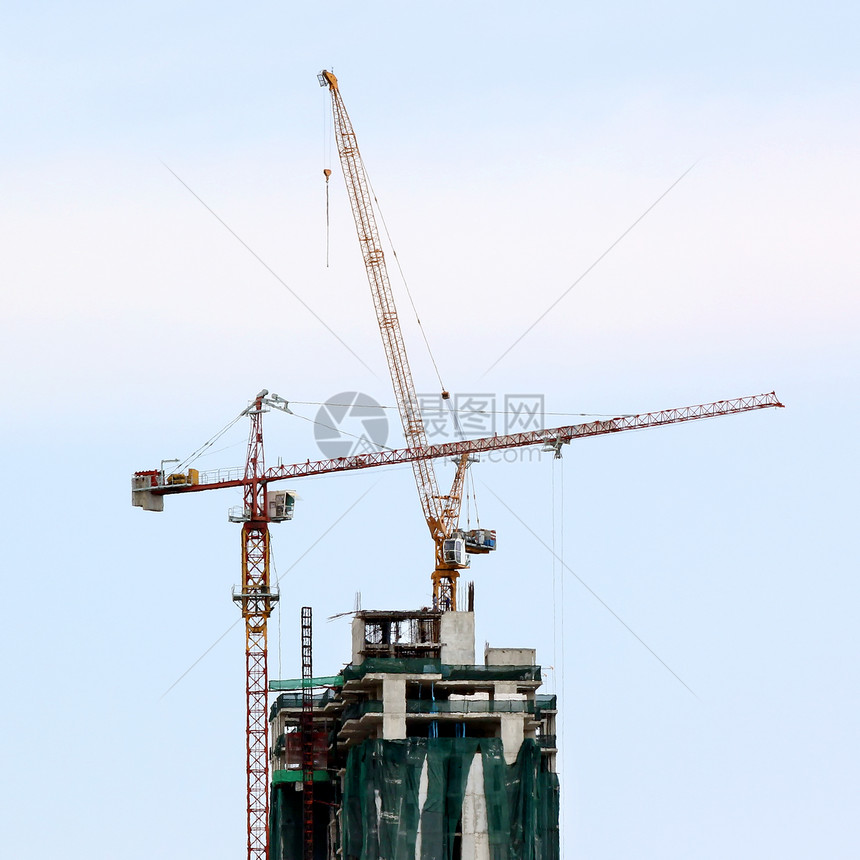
[319,69,469,608]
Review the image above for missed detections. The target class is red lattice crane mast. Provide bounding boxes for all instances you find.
[233,391,277,860]
[133,389,294,860]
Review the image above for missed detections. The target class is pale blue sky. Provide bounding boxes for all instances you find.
[1,2,857,858]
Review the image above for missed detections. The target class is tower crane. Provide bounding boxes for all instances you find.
[133,389,295,860]
[319,68,475,611]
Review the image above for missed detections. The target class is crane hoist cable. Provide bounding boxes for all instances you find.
[551,453,566,860]
[324,168,332,267]
[271,539,283,679]
[323,93,334,267]
[463,466,481,532]
[160,159,376,377]
[468,467,481,529]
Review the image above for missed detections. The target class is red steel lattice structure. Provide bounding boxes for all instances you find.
[300,606,314,860]
[232,392,278,860]
[147,393,784,498]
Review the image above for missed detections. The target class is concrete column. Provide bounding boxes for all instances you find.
[460,753,490,860]
[440,611,475,664]
[499,714,524,765]
[382,676,406,739]
[351,616,365,665]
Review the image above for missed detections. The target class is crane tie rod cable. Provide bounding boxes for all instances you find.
[174,409,247,474]
[364,166,447,394]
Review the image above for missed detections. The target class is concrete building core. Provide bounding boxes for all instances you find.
[270,607,559,860]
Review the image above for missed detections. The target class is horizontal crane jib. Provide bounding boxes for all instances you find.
[140,393,782,498]
[257,392,784,482]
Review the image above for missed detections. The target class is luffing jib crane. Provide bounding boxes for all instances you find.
[319,68,479,611]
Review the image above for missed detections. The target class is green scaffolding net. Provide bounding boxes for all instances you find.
[341,737,559,860]
[341,660,541,684]
[270,775,335,860]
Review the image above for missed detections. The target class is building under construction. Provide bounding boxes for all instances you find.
[269,605,560,860]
